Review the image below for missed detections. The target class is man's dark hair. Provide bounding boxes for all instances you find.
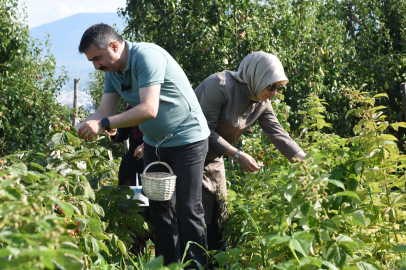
[78,23,124,54]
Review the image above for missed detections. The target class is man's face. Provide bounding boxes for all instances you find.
[85,43,119,73]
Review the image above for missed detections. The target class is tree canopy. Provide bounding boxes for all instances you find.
[119,0,406,138]
[0,0,68,155]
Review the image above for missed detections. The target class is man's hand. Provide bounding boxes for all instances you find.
[78,120,104,141]
[238,152,260,172]
[134,143,144,158]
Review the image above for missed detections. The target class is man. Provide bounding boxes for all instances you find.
[76,23,210,268]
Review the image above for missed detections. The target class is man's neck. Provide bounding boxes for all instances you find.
[118,42,128,73]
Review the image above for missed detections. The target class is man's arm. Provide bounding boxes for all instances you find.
[109,84,160,129]
[77,84,160,140]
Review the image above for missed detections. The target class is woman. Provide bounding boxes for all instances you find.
[194,52,306,259]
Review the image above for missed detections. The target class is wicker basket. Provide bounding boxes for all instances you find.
[141,161,177,201]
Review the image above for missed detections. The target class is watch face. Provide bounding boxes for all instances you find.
[101,118,110,129]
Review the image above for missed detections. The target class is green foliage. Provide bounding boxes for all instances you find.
[217,89,406,269]
[0,123,152,269]
[85,70,126,114]
[120,0,406,139]
[0,0,68,155]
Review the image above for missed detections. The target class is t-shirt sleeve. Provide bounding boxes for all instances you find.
[103,73,118,94]
[134,48,167,88]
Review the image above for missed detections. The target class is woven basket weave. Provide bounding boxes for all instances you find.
[141,161,177,201]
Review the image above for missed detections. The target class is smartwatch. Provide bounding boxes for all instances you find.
[233,149,241,162]
[101,117,111,132]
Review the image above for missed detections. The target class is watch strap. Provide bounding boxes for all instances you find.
[233,149,241,161]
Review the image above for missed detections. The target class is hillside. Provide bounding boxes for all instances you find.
[30,12,125,110]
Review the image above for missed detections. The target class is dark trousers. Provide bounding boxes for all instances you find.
[144,139,208,269]
[207,200,227,269]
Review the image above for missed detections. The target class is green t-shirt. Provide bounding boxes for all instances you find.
[103,41,209,147]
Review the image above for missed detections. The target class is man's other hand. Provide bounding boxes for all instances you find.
[78,120,104,141]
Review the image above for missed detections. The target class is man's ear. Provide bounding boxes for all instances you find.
[110,41,119,52]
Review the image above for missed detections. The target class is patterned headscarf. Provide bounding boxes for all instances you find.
[226,52,289,101]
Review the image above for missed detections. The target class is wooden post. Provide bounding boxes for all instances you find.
[300,107,307,137]
[300,107,306,125]
[401,83,406,121]
[72,78,80,126]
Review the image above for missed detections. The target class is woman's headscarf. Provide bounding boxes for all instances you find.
[226,52,289,101]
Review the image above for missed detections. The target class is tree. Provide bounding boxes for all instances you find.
[85,70,126,114]
[119,0,406,139]
[0,0,68,155]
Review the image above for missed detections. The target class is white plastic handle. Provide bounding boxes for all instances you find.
[143,161,174,175]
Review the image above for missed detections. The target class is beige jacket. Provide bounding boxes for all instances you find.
[194,71,302,223]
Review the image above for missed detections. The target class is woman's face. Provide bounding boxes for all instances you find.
[256,81,287,102]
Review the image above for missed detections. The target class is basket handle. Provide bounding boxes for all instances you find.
[143,161,174,175]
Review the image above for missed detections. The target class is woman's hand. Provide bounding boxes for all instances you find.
[291,151,306,162]
[134,143,144,158]
[238,152,260,172]
[104,128,117,138]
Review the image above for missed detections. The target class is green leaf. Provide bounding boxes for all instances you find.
[300,202,311,216]
[276,259,299,270]
[110,234,118,251]
[215,252,227,267]
[87,218,103,234]
[299,257,322,268]
[373,93,388,99]
[75,184,88,199]
[327,245,346,268]
[118,240,127,256]
[338,243,353,257]
[145,255,164,269]
[328,179,345,190]
[391,122,406,131]
[284,183,297,202]
[351,210,366,227]
[9,162,27,176]
[377,134,398,142]
[356,261,380,270]
[267,235,291,246]
[354,160,363,175]
[91,204,105,217]
[91,237,99,254]
[392,244,406,252]
[321,220,338,232]
[336,191,360,201]
[56,201,74,217]
[53,249,84,270]
[289,238,309,257]
[51,132,68,146]
[321,260,339,270]
[84,237,91,254]
[96,240,109,256]
[29,162,45,172]
[305,149,318,159]
[1,177,18,188]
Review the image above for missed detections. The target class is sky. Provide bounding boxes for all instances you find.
[21,0,127,28]
[20,0,127,111]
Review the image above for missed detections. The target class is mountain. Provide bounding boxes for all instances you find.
[30,13,125,110]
